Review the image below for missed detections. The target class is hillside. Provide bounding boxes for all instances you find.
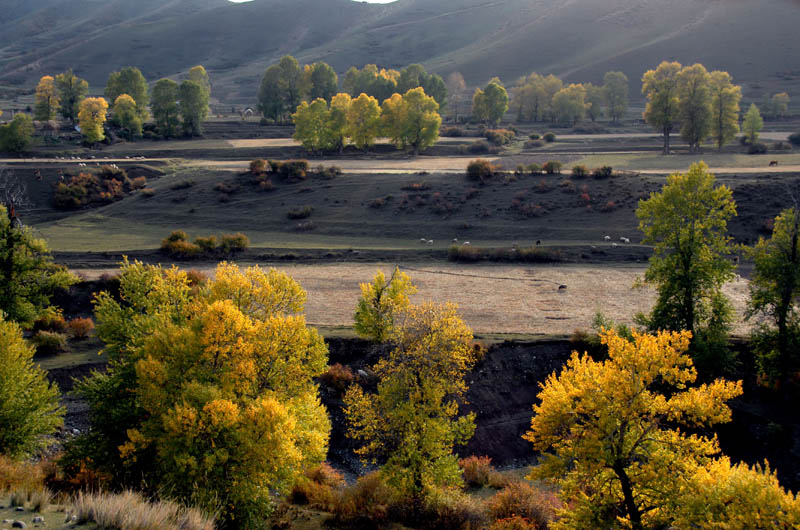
[1,0,799,104]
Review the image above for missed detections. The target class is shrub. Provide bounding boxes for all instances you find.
[287,205,314,219]
[748,142,768,154]
[402,181,430,191]
[487,482,561,529]
[592,165,614,179]
[528,133,541,140]
[542,132,556,142]
[490,515,540,530]
[485,128,515,145]
[185,269,208,286]
[543,160,562,174]
[423,488,488,530]
[272,159,309,181]
[219,233,249,254]
[314,165,341,179]
[788,132,800,146]
[448,244,482,262]
[440,126,464,137]
[33,330,68,355]
[161,239,201,259]
[524,139,545,149]
[319,363,355,394]
[250,158,267,175]
[129,176,147,189]
[468,140,496,154]
[170,179,195,190]
[69,490,215,530]
[214,181,239,194]
[527,163,542,175]
[571,165,589,178]
[67,317,94,340]
[140,188,155,197]
[164,229,189,243]
[467,159,497,182]
[98,165,127,181]
[32,309,67,333]
[332,471,396,524]
[459,455,494,488]
[291,463,345,511]
[259,179,274,191]
[559,178,576,193]
[773,141,791,151]
[194,235,217,253]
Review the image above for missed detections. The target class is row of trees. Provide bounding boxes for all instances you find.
[507,70,630,125]
[24,65,211,146]
[292,87,441,154]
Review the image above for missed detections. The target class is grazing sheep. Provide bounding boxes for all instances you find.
[463,241,471,246]
[769,160,779,167]
[620,237,630,244]
[420,238,427,243]
[612,242,618,248]
[427,239,434,245]
[604,235,611,241]
[452,238,458,243]
[558,284,567,291]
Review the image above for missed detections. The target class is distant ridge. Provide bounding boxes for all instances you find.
[1,0,798,103]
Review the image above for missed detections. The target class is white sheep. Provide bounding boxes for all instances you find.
[612,242,618,248]
[620,237,630,244]
[463,241,471,246]
[427,239,434,245]
[452,238,458,243]
[420,238,427,243]
[604,235,611,241]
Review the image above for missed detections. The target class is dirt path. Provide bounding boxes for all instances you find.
[72,262,752,336]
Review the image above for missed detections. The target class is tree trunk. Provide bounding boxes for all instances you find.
[613,462,643,530]
[663,127,671,154]
[778,215,800,385]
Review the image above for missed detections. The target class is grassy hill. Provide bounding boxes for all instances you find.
[0,0,799,104]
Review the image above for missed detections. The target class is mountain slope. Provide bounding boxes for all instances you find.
[1,0,798,104]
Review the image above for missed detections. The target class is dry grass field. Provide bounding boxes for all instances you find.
[74,262,752,336]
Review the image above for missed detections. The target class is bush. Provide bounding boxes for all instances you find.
[332,471,396,524]
[528,133,541,140]
[592,165,613,179]
[67,317,94,340]
[490,515,540,530]
[140,188,155,197]
[467,159,497,182]
[485,129,515,146]
[314,165,341,179]
[161,239,201,259]
[250,159,267,175]
[440,126,464,137]
[423,488,488,530]
[290,463,345,511]
[448,244,482,262]
[219,233,249,254]
[487,482,561,529]
[129,176,147,190]
[33,330,68,356]
[164,229,189,243]
[748,142,768,154]
[542,132,556,142]
[526,163,542,175]
[170,179,195,190]
[194,235,217,253]
[543,160,562,174]
[271,159,309,181]
[467,140,494,154]
[524,139,545,149]
[32,309,67,334]
[185,269,208,286]
[319,363,355,394]
[98,165,127,181]
[287,205,314,219]
[259,179,274,191]
[788,132,800,146]
[459,455,494,488]
[571,165,589,178]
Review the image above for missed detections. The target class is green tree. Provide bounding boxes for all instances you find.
[292,98,333,153]
[54,69,89,123]
[583,83,604,122]
[178,80,209,136]
[677,63,712,152]
[78,97,108,144]
[636,162,737,371]
[525,328,742,530]
[34,76,60,121]
[551,83,588,125]
[328,92,351,153]
[742,103,764,145]
[603,71,629,123]
[0,314,64,459]
[345,302,478,505]
[709,71,742,149]
[105,67,149,121]
[301,62,338,102]
[0,114,35,154]
[397,64,447,108]
[642,61,682,154]
[746,208,800,385]
[771,92,790,119]
[258,56,302,122]
[510,72,561,122]
[473,81,508,125]
[353,267,417,342]
[382,87,442,154]
[112,94,142,140]
[187,65,211,97]
[151,78,180,137]
[0,205,76,327]
[346,92,382,150]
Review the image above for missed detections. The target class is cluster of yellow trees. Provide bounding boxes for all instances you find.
[292,87,442,154]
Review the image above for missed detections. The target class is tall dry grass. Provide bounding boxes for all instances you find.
[69,490,216,530]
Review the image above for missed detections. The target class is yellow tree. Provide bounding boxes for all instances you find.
[382,87,441,155]
[328,92,351,153]
[353,267,417,342]
[34,75,60,121]
[642,61,682,154]
[292,98,332,153]
[346,93,382,150]
[709,71,742,149]
[112,94,142,140]
[187,65,211,97]
[742,103,764,144]
[78,97,108,144]
[525,329,743,530]
[345,302,478,506]
[677,63,712,152]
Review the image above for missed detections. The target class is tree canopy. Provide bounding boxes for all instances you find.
[54,69,88,123]
[709,70,742,149]
[742,103,764,144]
[112,94,142,140]
[151,78,181,138]
[603,71,629,123]
[473,81,508,125]
[0,114,35,154]
[179,79,209,136]
[78,97,109,144]
[34,76,60,121]
[382,87,442,154]
[642,61,682,154]
[353,267,417,342]
[105,67,149,121]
